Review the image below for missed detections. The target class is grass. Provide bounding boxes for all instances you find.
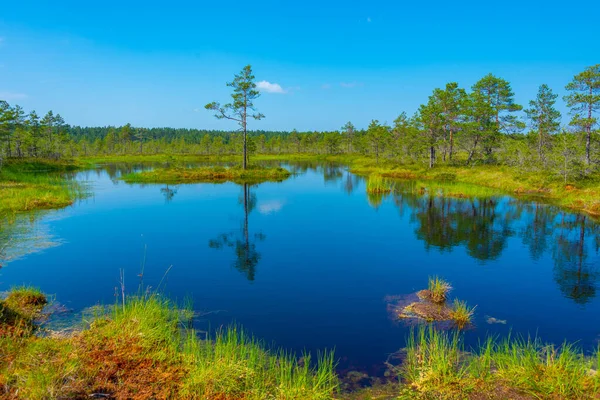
[399,326,600,399]
[121,165,292,185]
[449,299,476,329]
[349,157,600,218]
[366,175,393,194]
[427,276,452,304]
[0,159,85,216]
[401,326,468,396]
[2,285,599,399]
[0,290,338,399]
[0,286,47,337]
[401,278,474,331]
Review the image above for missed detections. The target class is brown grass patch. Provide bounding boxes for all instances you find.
[400,302,453,322]
[76,334,186,399]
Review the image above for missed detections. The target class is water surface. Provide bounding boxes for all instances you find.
[1,162,599,375]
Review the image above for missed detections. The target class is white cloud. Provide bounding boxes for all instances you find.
[258,200,285,215]
[0,91,28,101]
[256,80,286,94]
[193,107,202,113]
[321,83,332,89]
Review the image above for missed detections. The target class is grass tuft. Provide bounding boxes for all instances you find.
[366,175,393,194]
[0,286,47,337]
[427,276,451,304]
[450,299,475,329]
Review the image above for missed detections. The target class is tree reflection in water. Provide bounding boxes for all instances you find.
[209,183,263,281]
[387,182,600,304]
[160,184,178,203]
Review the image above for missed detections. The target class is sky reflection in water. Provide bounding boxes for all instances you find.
[1,162,599,374]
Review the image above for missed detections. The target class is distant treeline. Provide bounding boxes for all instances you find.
[1,64,599,183]
[66,126,293,142]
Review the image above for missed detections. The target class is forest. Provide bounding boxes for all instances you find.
[1,64,599,185]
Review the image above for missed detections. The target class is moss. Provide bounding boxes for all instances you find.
[0,286,47,337]
[121,165,292,185]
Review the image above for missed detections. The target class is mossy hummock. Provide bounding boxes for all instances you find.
[122,166,292,184]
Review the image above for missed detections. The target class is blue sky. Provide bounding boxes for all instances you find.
[1,0,599,131]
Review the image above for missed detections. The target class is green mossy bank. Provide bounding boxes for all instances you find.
[3,153,600,219]
[121,165,292,185]
[0,159,85,216]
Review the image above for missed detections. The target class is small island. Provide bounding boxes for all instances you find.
[121,165,292,185]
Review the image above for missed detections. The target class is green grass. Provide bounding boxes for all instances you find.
[427,276,452,304]
[0,291,338,399]
[181,327,337,399]
[399,326,600,399]
[2,285,599,399]
[121,165,292,184]
[0,286,47,337]
[366,175,393,194]
[449,299,476,329]
[349,158,600,218]
[0,159,85,215]
[401,326,469,396]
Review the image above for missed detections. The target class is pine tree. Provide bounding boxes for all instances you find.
[524,84,561,164]
[418,93,445,168]
[206,65,264,169]
[366,120,390,164]
[472,74,523,158]
[437,83,467,161]
[341,122,355,153]
[564,64,600,167]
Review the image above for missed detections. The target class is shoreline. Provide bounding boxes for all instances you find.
[2,154,599,219]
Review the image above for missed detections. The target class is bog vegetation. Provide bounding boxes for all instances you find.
[122,165,291,185]
[2,64,600,398]
[1,286,599,399]
[2,64,599,215]
[2,65,599,178]
[0,288,338,399]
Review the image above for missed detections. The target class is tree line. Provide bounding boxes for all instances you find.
[1,64,598,180]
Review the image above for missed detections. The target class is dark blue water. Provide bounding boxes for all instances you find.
[1,162,599,375]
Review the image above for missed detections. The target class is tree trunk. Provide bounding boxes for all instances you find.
[586,89,592,166]
[449,128,454,161]
[442,125,448,162]
[429,145,435,168]
[538,126,544,163]
[243,93,248,170]
[466,135,480,166]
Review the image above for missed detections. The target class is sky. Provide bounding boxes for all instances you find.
[1,0,599,131]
